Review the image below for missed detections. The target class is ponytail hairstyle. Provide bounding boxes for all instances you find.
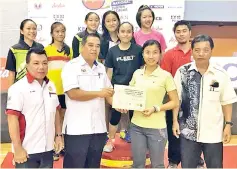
[19,19,37,41]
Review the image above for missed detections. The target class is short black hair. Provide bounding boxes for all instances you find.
[81,33,101,46]
[26,48,47,64]
[191,34,214,50]
[173,20,192,33]
[136,5,155,28]
[142,40,162,54]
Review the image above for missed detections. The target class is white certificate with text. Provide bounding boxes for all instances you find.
[112,85,146,111]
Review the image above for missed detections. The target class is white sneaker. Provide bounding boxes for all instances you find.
[103,139,115,153]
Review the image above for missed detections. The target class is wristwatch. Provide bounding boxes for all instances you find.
[225,121,233,127]
[56,133,63,137]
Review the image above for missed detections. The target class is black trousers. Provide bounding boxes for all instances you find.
[15,150,53,168]
[166,110,204,165]
[180,136,223,168]
[63,133,107,168]
[166,109,181,164]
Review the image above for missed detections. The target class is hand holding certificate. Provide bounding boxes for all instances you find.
[112,85,146,111]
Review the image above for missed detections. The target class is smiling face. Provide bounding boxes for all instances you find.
[85,13,100,32]
[143,44,161,67]
[104,13,119,33]
[174,25,191,44]
[20,21,37,41]
[26,53,48,80]
[140,9,153,29]
[118,23,133,44]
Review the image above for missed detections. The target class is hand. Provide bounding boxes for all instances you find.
[14,146,28,164]
[142,107,155,117]
[54,136,64,154]
[116,108,128,113]
[223,125,231,144]
[172,121,180,138]
[99,88,114,98]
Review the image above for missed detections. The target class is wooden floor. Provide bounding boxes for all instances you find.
[1,135,237,165]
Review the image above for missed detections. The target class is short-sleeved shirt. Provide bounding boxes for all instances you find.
[161,46,192,77]
[174,62,237,143]
[129,66,176,129]
[105,43,144,86]
[5,39,44,82]
[61,55,112,135]
[134,29,167,51]
[45,44,73,95]
[6,73,60,154]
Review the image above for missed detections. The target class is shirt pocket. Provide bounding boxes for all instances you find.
[77,74,91,91]
[207,89,221,101]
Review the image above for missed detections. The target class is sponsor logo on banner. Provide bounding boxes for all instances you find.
[35,37,47,44]
[52,2,65,8]
[82,0,105,10]
[210,57,237,88]
[155,16,162,21]
[171,15,181,22]
[149,5,164,9]
[53,14,64,22]
[78,26,87,32]
[34,3,42,10]
[111,0,132,12]
[111,0,133,6]
[0,58,10,92]
[37,24,42,31]
[168,5,183,9]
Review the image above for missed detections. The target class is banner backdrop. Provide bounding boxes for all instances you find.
[27,0,185,49]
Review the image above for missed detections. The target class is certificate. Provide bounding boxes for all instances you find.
[112,85,146,111]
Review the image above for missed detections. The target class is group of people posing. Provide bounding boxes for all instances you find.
[5,4,237,169]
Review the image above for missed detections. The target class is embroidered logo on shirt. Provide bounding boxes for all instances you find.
[48,86,53,91]
[81,68,86,73]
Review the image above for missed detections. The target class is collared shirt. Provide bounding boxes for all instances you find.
[161,45,192,77]
[45,44,73,95]
[129,66,176,129]
[174,62,237,143]
[6,73,60,154]
[5,39,44,81]
[61,55,112,135]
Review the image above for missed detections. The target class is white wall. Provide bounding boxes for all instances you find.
[0,0,28,58]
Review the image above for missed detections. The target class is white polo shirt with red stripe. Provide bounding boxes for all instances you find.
[6,73,60,154]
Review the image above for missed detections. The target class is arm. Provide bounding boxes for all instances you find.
[55,108,62,135]
[67,88,101,101]
[72,36,79,58]
[106,68,113,81]
[6,87,28,163]
[6,49,16,86]
[7,114,21,149]
[159,33,167,52]
[106,97,113,105]
[159,90,179,111]
[8,71,15,86]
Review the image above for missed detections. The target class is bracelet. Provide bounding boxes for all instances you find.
[56,134,63,137]
[153,106,160,112]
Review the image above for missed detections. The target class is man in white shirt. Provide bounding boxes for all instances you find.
[6,48,63,168]
[61,33,113,168]
[172,34,237,168]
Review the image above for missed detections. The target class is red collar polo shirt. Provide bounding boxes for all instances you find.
[6,73,60,154]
